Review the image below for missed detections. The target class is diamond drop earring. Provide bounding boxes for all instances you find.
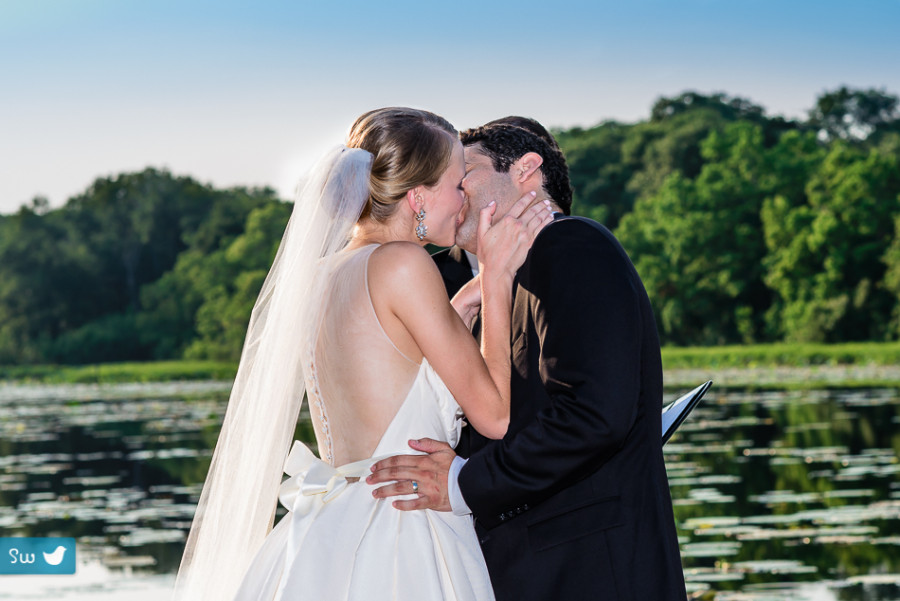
[415,207,427,241]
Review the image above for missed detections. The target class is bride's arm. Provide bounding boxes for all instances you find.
[476,267,513,435]
[369,244,507,437]
[449,275,481,331]
[368,195,551,439]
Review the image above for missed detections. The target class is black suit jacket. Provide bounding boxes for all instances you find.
[431,246,475,298]
[456,217,686,601]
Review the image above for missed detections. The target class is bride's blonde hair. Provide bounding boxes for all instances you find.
[348,107,457,222]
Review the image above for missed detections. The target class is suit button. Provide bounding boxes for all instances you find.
[516,507,522,515]
[498,514,506,521]
[523,504,529,511]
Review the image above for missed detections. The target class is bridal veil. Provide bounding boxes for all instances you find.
[174,146,373,600]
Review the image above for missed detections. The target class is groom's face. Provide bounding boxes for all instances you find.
[456,144,521,253]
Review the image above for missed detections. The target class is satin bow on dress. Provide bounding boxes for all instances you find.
[279,441,389,511]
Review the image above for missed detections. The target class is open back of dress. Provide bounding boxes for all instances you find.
[233,243,494,601]
[306,244,422,466]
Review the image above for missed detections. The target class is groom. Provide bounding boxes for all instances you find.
[369,119,687,600]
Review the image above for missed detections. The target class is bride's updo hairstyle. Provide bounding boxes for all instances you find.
[348,107,457,222]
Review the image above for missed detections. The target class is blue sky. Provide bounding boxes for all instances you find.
[2,0,899,213]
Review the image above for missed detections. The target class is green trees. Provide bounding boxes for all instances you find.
[0,169,284,364]
[555,122,631,227]
[177,202,291,360]
[2,85,900,364]
[0,200,94,362]
[762,144,900,342]
[882,214,900,335]
[807,87,900,143]
[559,87,900,346]
[135,187,289,361]
[617,122,771,344]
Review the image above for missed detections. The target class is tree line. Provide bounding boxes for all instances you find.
[1,86,899,365]
[0,173,289,364]
[558,86,900,345]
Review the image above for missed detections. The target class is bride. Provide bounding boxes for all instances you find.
[173,108,552,600]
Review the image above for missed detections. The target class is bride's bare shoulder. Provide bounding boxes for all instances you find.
[367,242,443,298]
[369,242,438,277]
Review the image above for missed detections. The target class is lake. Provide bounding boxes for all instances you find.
[0,381,898,600]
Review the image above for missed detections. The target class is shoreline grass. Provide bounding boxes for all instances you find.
[2,342,900,389]
[661,341,900,370]
[0,360,237,384]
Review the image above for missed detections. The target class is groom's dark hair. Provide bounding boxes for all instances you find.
[460,119,572,215]
[484,116,560,150]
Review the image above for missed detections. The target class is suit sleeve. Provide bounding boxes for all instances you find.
[458,220,643,529]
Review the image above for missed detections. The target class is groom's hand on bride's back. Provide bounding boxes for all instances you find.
[367,439,455,512]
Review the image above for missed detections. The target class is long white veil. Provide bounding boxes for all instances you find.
[174,145,373,601]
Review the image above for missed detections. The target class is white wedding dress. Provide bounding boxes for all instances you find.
[232,244,495,601]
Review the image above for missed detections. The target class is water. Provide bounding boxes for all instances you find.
[0,382,898,600]
[671,388,900,600]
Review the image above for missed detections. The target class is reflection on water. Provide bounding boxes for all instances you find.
[0,382,897,599]
[0,382,230,598]
[669,387,900,600]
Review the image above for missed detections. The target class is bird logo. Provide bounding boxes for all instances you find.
[42,546,67,566]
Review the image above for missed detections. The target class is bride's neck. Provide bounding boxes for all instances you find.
[348,211,421,249]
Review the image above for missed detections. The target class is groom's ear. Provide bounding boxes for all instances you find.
[513,152,544,184]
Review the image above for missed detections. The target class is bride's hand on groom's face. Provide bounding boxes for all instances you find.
[367,438,455,512]
[477,192,554,279]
